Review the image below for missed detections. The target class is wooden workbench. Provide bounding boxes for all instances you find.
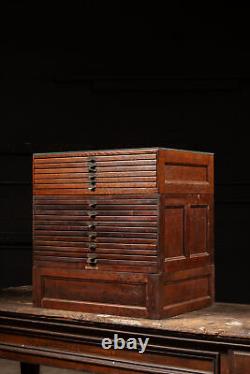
[0,286,249,373]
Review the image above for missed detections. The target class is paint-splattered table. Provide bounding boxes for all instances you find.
[0,286,250,373]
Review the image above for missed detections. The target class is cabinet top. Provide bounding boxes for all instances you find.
[33,147,214,157]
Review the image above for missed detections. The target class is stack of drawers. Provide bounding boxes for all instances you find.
[33,148,214,319]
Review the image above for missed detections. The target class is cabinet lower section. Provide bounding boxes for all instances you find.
[33,265,214,319]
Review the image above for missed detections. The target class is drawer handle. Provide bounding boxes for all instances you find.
[88,224,96,230]
[89,202,96,208]
[89,233,97,240]
[89,175,96,181]
[88,211,97,218]
[88,187,96,191]
[86,257,97,265]
[89,243,96,250]
[88,166,96,172]
[88,158,96,164]
[87,252,97,262]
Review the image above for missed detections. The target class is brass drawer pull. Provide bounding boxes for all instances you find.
[88,223,96,230]
[89,243,96,251]
[88,187,96,191]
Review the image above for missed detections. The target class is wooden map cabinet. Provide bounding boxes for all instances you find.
[33,147,214,319]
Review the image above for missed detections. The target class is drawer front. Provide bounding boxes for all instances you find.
[33,194,160,273]
[33,150,158,195]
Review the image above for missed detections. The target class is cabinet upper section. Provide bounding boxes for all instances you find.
[33,148,214,195]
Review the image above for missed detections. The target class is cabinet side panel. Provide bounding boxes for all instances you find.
[160,193,214,317]
[164,206,185,259]
[160,267,214,318]
[163,194,213,272]
[159,149,214,194]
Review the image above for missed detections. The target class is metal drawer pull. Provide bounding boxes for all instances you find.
[89,243,96,251]
[88,187,96,191]
[89,175,96,181]
[87,253,97,264]
[88,211,97,218]
[88,166,96,172]
[88,224,96,230]
[88,158,96,164]
[87,257,97,265]
[89,233,97,240]
[89,202,96,208]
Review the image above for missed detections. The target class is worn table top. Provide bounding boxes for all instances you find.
[0,286,250,341]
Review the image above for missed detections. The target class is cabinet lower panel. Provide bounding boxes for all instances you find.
[33,266,213,319]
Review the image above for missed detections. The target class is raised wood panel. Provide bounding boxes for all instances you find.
[162,276,210,307]
[165,163,208,183]
[159,149,214,194]
[43,276,147,307]
[188,205,208,256]
[160,265,214,317]
[163,194,213,275]
[164,205,185,259]
[34,267,150,317]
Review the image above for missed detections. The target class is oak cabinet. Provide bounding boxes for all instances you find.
[33,147,214,318]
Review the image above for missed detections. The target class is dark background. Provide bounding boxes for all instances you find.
[0,3,248,303]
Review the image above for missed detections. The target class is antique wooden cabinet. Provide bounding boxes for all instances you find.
[32,147,214,318]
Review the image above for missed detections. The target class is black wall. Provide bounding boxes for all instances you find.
[0,3,248,303]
